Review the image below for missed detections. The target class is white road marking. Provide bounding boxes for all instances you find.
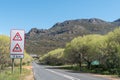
[46,69,80,80]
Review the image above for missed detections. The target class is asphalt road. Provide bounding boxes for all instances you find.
[32,62,110,80]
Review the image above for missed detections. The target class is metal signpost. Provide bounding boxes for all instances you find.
[10,29,25,74]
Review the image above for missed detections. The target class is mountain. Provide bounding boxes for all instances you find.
[25,18,120,55]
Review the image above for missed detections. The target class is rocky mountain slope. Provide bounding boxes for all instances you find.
[25,18,120,55]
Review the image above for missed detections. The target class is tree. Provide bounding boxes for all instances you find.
[64,37,84,69]
[107,28,120,44]
[40,48,64,65]
[81,35,104,69]
[0,35,10,70]
[100,28,120,70]
[97,28,120,74]
[64,35,104,69]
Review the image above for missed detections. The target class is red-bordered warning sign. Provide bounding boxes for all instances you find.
[13,32,22,41]
[12,43,22,52]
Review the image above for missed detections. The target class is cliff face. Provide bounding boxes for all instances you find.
[25,18,120,55]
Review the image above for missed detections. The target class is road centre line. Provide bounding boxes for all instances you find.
[46,69,80,80]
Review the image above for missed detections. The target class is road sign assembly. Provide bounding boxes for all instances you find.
[10,30,25,58]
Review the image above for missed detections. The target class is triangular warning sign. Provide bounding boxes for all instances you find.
[12,43,22,52]
[13,32,22,41]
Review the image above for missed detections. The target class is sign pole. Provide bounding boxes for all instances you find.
[12,58,14,74]
[20,58,22,74]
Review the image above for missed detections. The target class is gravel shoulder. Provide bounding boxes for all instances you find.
[23,66,34,80]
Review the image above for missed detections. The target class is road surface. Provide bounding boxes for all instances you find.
[32,62,110,80]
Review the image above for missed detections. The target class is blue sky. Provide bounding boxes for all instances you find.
[0,0,120,35]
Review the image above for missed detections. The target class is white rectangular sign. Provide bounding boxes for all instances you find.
[10,29,25,58]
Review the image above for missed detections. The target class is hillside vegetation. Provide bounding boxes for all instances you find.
[40,28,120,76]
[25,18,120,55]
